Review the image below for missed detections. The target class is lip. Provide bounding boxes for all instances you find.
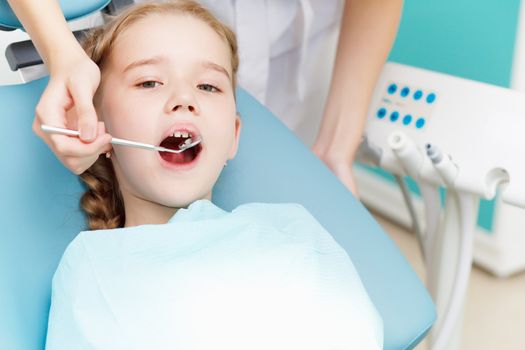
[157,145,203,171]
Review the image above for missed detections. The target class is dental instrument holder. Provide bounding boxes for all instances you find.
[358,62,525,350]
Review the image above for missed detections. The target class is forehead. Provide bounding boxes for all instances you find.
[109,13,231,73]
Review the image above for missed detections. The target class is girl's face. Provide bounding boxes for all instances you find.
[97,14,240,226]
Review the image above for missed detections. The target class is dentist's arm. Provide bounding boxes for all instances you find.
[7,0,111,174]
[312,0,403,196]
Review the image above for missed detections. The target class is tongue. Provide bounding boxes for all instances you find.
[159,136,195,164]
[160,149,194,164]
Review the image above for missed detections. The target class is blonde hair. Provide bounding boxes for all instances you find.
[79,0,239,230]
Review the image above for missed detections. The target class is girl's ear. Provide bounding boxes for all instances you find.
[227,113,242,159]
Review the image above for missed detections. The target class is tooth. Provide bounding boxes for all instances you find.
[174,131,182,138]
[184,138,192,144]
[182,132,189,138]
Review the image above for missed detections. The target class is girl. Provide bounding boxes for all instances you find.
[45,1,383,349]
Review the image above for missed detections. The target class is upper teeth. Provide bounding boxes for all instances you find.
[173,131,190,138]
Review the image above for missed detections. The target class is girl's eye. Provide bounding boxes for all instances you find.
[138,81,162,88]
[198,84,220,93]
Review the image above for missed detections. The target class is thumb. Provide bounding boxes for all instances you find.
[97,121,113,153]
[69,79,99,142]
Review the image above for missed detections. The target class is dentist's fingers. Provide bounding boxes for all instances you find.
[98,121,113,154]
[330,163,359,198]
[311,145,359,198]
[32,77,107,175]
[35,120,111,174]
[50,132,112,158]
[49,122,112,157]
[55,122,113,175]
[67,65,101,142]
[30,47,103,174]
[33,80,81,169]
[33,78,73,141]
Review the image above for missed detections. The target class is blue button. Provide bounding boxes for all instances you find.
[377,108,387,119]
[415,118,426,129]
[426,93,436,104]
[387,84,397,94]
[403,114,412,125]
[413,90,423,100]
[390,111,399,122]
[400,87,410,97]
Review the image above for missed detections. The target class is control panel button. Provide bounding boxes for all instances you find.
[415,118,426,129]
[387,83,397,94]
[426,93,436,104]
[390,111,399,122]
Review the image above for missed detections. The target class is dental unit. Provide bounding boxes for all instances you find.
[358,62,525,350]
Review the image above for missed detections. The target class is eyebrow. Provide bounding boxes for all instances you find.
[200,60,231,80]
[123,56,231,80]
[122,55,168,73]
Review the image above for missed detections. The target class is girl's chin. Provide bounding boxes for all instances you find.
[156,196,206,211]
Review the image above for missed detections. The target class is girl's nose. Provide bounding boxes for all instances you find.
[172,99,197,113]
[167,89,200,115]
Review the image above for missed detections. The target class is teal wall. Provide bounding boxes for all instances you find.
[364,0,522,232]
[390,0,521,87]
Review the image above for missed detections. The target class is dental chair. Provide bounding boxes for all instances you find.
[0,1,436,349]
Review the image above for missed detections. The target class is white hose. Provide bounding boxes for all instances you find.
[395,175,426,258]
[429,192,477,350]
[419,182,442,266]
[389,136,478,350]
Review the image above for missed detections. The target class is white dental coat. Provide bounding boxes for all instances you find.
[203,0,344,138]
[140,0,345,143]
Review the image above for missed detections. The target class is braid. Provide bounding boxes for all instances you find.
[79,156,125,230]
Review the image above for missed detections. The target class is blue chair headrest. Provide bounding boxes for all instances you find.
[0,0,111,29]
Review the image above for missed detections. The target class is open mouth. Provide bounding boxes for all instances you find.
[158,130,203,165]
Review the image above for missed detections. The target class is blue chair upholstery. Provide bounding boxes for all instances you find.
[0,0,111,29]
[1,77,435,349]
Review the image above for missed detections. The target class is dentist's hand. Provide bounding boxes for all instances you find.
[6,0,112,173]
[308,0,402,199]
[32,52,113,175]
[312,143,359,198]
